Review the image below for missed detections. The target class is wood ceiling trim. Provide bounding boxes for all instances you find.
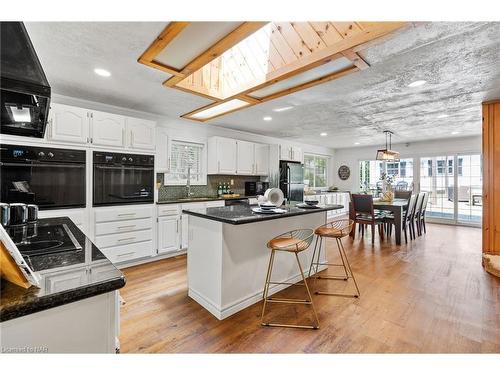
[341,50,370,70]
[249,66,360,102]
[140,21,406,122]
[163,22,269,87]
[138,22,189,76]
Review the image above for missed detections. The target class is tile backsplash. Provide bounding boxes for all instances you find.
[157,174,262,201]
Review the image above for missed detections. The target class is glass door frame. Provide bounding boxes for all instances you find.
[415,153,482,228]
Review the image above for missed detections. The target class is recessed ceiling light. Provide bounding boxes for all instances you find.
[94,68,111,77]
[263,116,272,121]
[451,131,460,135]
[354,142,360,145]
[437,114,449,119]
[273,106,294,112]
[408,80,426,88]
[320,132,328,137]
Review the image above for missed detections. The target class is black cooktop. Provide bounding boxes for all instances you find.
[6,222,82,256]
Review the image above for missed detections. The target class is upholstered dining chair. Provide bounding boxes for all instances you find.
[384,194,417,244]
[351,194,386,244]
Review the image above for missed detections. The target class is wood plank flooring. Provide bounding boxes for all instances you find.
[119,223,500,353]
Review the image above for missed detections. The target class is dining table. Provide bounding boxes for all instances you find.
[349,198,408,245]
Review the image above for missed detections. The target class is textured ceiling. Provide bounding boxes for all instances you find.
[25,22,500,149]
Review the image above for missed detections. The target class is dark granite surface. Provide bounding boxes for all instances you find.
[182,204,344,225]
[157,195,257,205]
[0,217,125,322]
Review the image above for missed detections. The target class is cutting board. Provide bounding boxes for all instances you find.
[0,241,31,289]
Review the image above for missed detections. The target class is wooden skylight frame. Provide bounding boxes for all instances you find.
[139,21,407,122]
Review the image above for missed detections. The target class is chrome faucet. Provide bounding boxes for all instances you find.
[186,167,195,197]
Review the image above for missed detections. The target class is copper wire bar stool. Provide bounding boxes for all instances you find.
[308,219,360,298]
[261,228,320,329]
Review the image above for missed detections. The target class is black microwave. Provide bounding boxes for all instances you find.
[245,181,269,196]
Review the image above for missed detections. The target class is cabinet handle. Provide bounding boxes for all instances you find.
[117,237,136,243]
[118,224,136,230]
[118,213,136,217]
[117,252,135,258]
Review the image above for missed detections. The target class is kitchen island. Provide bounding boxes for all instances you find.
[0,217,125,353]
[183,204,343,319]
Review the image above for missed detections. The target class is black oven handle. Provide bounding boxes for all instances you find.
[0,162,85,168]
[94,165,154,171]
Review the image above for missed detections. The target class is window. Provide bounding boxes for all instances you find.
[304,154,328,188]
[359,158,414,193]
[167,140,205,185]
[437,160,446,175]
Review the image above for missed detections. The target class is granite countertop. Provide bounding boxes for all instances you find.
[157,195,257,205]
[0,217,126,322]
[182,204,344,225]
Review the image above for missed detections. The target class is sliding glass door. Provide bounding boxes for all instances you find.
[419,154,482,225]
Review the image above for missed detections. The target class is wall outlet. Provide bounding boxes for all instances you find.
[230,179,234,185]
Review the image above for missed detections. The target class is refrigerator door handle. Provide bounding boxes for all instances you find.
[287,166,291,200]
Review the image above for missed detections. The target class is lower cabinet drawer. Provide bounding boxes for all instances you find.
[95,206,153,223]
[95,218,153,236]
[95,229,153,249]
[101,241,153,264]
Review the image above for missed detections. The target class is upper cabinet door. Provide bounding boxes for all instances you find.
[47,103,89,144]
[291,146,303,163]
[255,143,269,176]
[280,145,292,161]
[155,129,169,173]
[216,137,237,174]
[236,140,255,175]
[127,117,156,150]
[90,111,126,147]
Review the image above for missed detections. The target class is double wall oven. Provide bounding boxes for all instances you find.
[92,151,154,207]
[0,144,86,210]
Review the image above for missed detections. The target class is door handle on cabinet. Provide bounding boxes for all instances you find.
[118,213,136,217]
[117,252,135,258]
[117,237,136,243]
[117,225,136,230]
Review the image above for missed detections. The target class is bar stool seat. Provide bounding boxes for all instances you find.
[308,219,360,298]
[261,228,319,330]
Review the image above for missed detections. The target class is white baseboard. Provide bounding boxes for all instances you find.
[188,265,327,320]
[116,249,186,269]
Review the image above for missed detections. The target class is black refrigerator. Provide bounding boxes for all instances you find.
[279,160,304,204]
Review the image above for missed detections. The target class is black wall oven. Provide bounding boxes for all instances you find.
[0,144,86,210]
[93,151,154,207]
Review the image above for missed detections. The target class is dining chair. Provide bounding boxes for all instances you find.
[351,194,386,244]
[418,192,429,234]
[384,193,416,243]
[394,190,412,200]
[395,181,409,191]
[413,193,425,236]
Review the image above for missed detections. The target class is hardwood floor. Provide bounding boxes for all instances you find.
[119,223,500,353]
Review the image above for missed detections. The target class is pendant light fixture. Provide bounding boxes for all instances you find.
[376,130,400,161]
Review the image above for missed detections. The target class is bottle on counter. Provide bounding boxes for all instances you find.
[218,182,223,196]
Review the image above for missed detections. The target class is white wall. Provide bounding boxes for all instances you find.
[52,94,337,184]
[332,135,482,192]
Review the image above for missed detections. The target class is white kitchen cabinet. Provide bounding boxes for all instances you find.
[236,140,255,175]
[157,216,180,254]
[90,110,126,147]
[254,143,269,175]
[208,137,237,174]
[291,146,303,163]
[155,129,169,172]
[45,268,88,293]
[126,117,156,150]
[47,103,89,144]
[280,144,303,162]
